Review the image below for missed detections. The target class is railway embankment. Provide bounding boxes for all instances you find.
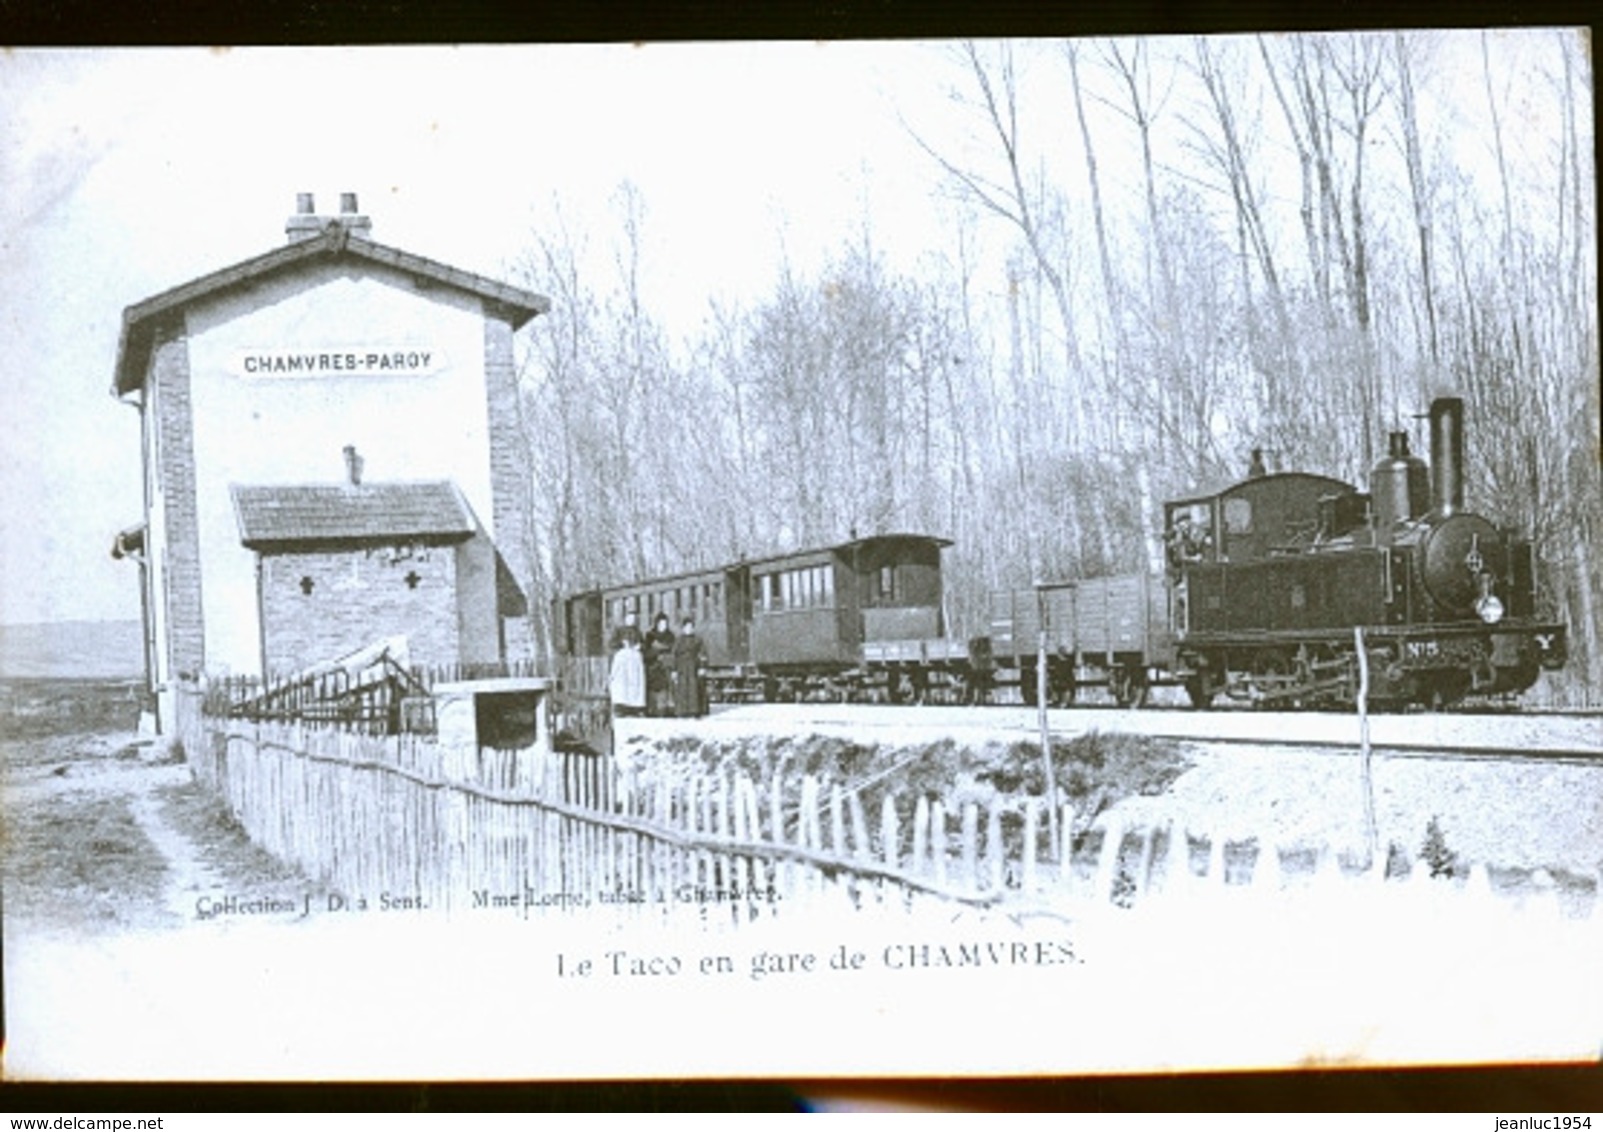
[616,705,1603,914]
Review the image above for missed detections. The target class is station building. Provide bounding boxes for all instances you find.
[111,193,549,730]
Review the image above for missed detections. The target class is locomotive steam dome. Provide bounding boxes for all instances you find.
[1421,512,1505,613]
[1371,430,1431,534]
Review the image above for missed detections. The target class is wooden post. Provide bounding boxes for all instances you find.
[986,805,1004,892]
[961,801,979,892]
[1093,822,1124,904]
[848,791,871,863]
[830,783,847,857]
[1022,798,1038,893]
[880,795,899,871]
[1355,627,1378,871]
[1036,587,1061,863]
[911,796,930,877]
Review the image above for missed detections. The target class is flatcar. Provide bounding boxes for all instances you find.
[557,534,953,702]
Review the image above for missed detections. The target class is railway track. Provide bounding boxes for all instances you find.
[628,702,1603,764]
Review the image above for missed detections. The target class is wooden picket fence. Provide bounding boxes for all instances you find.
[180,715,1100,918]
[178,705,1597,921]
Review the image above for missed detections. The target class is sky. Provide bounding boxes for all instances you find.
[0,35,1589,626]
[0,43,966,625]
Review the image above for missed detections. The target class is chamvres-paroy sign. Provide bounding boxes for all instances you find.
[234,348,445,378]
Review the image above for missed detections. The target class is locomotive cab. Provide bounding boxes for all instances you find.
[1163,471,1355,572]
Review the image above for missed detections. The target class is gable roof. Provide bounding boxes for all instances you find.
[231,481,476,549]
[113,224,550,396]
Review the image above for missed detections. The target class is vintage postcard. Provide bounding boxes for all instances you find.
[2,35,1599,1083]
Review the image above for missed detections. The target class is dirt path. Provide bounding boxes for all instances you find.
[4,729,311,936]
[124,768,228,923]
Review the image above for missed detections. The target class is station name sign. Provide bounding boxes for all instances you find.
[235,348,444,377]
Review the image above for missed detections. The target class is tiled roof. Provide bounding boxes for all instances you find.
[113,226,550,396]
[231,482,476,548]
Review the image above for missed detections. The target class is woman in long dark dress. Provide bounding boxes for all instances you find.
[644,613,676,717]
[671,618,708,718]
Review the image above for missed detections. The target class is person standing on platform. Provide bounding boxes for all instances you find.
[672,617,708,718]
[644,612,676,717]
[608,611,646,717]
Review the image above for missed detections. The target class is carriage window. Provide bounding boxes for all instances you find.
[879,566,896,603]
[821,567,834,603]
[1224,496,1253,534]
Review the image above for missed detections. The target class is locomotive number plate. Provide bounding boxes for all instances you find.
[1403,639,1441,661]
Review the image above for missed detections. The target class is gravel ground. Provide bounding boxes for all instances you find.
[680,702,1603,754]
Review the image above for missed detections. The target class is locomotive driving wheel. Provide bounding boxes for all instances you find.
[1250,650,1295,708]
[1421,669,1471,710]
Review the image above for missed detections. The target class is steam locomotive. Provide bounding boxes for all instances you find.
[557,398,1567,710]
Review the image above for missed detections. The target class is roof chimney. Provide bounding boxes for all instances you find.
[342,444,364,486]
[285,191,373,244]
[285,191,323,243]
[337,191,372,240]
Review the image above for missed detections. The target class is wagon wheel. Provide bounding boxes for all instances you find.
[1110,666,1149,708]
[1183,673,1215,710]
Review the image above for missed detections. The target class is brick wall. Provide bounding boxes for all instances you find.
[153,319,205,679]
[259,544,460,676]
[484,311,536,663]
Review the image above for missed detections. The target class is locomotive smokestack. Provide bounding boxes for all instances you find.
[1429,397,1464,518]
